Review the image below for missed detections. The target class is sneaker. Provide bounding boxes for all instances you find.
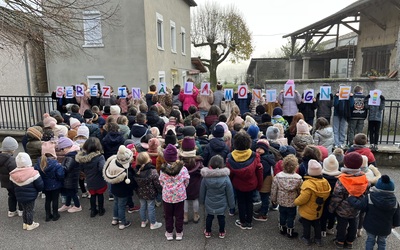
[165,231,173,241]
[253,214,268,222]
[229,208,235,216]
[356,229,363,237]
[334,240,344,249]
[246,223,253,230]
[326,228,335,235]
[253,210,260,215]
[41,193,46,199]
[321,231,327,238]
[26,222,40,231]
[155,201,162,207]
[344,242,353,249]
[111,218,119,225]
[67,206,82,213]
[17,210,23,216]
[119,221,131,230]
[127,205,140,213]
[109,196,114,201]
[270,204,279,211]
[150,222,162,230]
[204,230,211,238]
[8,211,18,217]
[141,220,148,228]
[219,231,226,239]
[58,205,71,212]
[175,232,183,241]
[252,200,262,206]
[82,192,91,199]
[235,220,246,230]
[23,223,27,230]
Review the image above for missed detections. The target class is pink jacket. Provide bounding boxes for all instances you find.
[159,161,190,203]
[179,87,199,111]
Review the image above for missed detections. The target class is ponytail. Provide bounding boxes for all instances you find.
[40,155,48,172]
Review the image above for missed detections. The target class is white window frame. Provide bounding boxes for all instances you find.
[156,13,164,50]
[158,71,166,83]
[170,20,176,53]
[86,75,105,88]
[82,11,104,48]
[181,27,186,55]
[182,70,186,84]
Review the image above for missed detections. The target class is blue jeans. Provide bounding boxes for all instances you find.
[259,192,270,216]
[348,119,365,145]
[366,231,387,250]
[279,206,297,228]
[113,196,128,224]
[139,199,156,224]
[199,110,208,121]
[333,116,348,146]
[64,188,80,207]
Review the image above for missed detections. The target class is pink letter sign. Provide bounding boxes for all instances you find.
[184,82,193,95]
[200,82,210,96]
[102,86,111,98]
[284,80,295,98]
[56,86,64,98]
[238,85,248,99]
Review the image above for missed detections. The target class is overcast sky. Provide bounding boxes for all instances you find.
[195,0,358,58]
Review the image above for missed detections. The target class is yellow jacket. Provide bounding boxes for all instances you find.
[294,176,331,220]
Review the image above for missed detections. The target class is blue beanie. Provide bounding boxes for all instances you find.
[279,145,296,157]
[273,107,283,117]
[375,175,395,191]
[247,124,259,139]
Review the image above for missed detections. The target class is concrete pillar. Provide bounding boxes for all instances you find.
[289,58,296,79]
[396,26,400,71]
[302,56,311,79]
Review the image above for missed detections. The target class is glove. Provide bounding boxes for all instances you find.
[365,94,371,99]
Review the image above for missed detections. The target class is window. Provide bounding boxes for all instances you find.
[362,45,393,76]
[156,13,164,50]
[182,70,186,84]
[181,27,186,55]
[159,71,165,83]
[170,21,176,53]
[83,11,103,47]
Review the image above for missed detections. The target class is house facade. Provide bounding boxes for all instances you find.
[46,0,196,92]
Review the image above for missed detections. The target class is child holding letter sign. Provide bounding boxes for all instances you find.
[278,80,301,125]
[316,84,334,124]
[364,91,385,151]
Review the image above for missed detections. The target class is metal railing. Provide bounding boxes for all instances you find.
[0,95,399,144]
[0,96,56,130]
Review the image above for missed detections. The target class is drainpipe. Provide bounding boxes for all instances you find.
[23,41,32,96]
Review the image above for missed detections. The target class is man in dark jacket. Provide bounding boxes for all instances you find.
[347,85,367,145]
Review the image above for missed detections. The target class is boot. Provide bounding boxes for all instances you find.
[45,213,53,222]
[279,225,287,235]
[52,213,60,221]
[99,207,106,216]
[183,212,189,224]
[90,208,98,218]
[286,228,298,238]
[193,212,200,223]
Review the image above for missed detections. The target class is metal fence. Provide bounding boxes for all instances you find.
[0,96,56,130]
[0,95,399,144]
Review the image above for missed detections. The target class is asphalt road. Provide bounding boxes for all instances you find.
[1,144,399,249]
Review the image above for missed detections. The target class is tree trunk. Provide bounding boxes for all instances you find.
[208,45,219,89]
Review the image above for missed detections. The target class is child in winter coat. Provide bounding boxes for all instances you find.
[10,153,44,230]
[329,152,369,249]
[271,154,302,238]
[347,175,400,250]
[291,119,314,161]
[273,145,297,175]
[320,155,341,237]
[26,126,43,166]
[346,133,376,166]
[253,139,276,221]
[226,131,263,230]
[298,145,322,178]
[103,145,137,230]
[159,144,190,241]
[200,155,235,239]
[35,142,64,221]
[102,122,125,160]
[294,160,331,246]
[202,125,230,171]
[75,137,107,217]
[179,136,203,224]
[271,107,289,131]
[0,136,23,217]
[134,152,163,230]
[57,137,82,213]
[313,117,334,153]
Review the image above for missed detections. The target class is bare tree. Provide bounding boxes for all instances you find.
[191,2,253,88]
[0,0,119,57]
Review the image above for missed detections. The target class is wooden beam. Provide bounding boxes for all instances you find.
[311,25,334,51]
[362,11,386,30]
[389,0,400,11]
[340,21,360,35]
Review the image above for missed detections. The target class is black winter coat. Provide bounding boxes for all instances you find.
[76,151,107,191]
[102,132,125,160]
[62,151,80,189]
[111,168,136,198]
[0,153,16,189]
[202,138,230,167]
[146,111,165,134]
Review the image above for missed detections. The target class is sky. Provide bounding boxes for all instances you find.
[193,0,359,79]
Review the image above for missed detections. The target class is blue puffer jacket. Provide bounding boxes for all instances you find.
[34,158,64,191]
[10,167,44,203]
[62,151,80,189]
[202,138,230,167]
[102,132,125,160]
[199,167,235,215]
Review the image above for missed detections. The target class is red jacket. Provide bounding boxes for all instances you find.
[346,145,376,165]
[179,87,199,111]
[226,151,263,192]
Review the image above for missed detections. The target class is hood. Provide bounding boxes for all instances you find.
[275,172,302,191]
[172,86,180,95]
[303,176,331,197]
[316,127,333,138]
[147,111,160,125]
[209,138,227,152]
[369,186,398,211]
[75,151,102,163]
[0,153,13,165]
[105,131,125,143]
[201,167,230,178]
[131,124,149,138]
[338,173,368,197]
[9,167,40,186]
[136,162,155,177]
[185,158,203,174]
[103,155,128,184]
[160,160,184,176]
[228,151,256,170]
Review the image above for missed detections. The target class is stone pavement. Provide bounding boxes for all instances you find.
[1,165,400,250]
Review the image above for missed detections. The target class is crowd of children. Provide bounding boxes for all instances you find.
[0,82,399,249]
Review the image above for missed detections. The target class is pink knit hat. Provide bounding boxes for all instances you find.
[296,119,310,134]
[43,113,57,128]
[42,141,57,158]
[148,138,160,153]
